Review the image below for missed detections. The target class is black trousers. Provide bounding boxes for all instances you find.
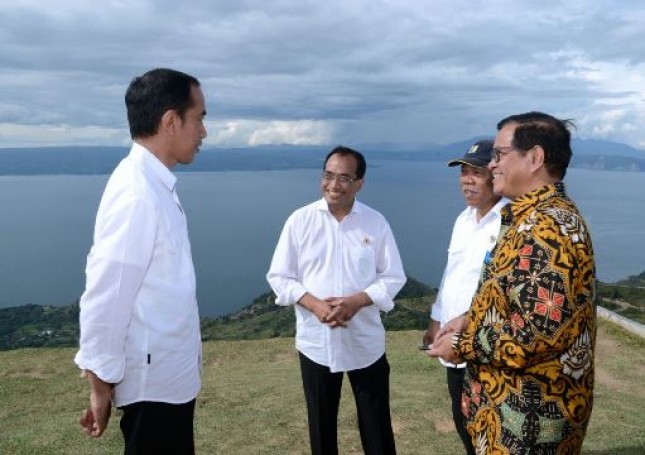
[447,367,476,455]
[299,352,396,455]
[119,399,196,455]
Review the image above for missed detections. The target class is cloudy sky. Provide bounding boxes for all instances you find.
[2,0,645,149]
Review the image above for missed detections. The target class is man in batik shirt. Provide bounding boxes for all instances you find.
[430,112,596,454]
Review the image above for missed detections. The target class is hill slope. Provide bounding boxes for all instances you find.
[597,270,645,323]
[0,303,80,350]
[0,275,435,350]
[200,275,435,341]
[3,272,645,350]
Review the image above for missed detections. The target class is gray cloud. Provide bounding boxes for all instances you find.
[1,0,645,148]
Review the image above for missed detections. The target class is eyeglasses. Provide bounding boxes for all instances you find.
[491,146,521,163]
[322,171,358,184]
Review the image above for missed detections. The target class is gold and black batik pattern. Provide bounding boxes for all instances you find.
[456,182,596,454]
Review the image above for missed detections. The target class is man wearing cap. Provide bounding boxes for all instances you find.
[422,139,506,455]
[430,112,596,453]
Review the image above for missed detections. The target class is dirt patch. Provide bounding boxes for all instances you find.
[432,417,456,433]
[594,333,624,391]
[594,329,645,399]
[599,297,638,310]
[4,368,50,379]
[269,350,297,364]
[392,420,406,435]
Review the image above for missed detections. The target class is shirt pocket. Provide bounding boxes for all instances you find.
[447,244,466,261]
[352,236,377,280]
[158,223,182,257]
[161,206,188,255]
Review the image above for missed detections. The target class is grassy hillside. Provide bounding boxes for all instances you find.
[201,275,435,341]
[2,272,644,351]
[0,275,436,350]
[597,270,645,324]
[0,321,643,454]
[0,303,80,350]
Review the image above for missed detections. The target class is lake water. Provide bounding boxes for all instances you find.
[0,161,643,316]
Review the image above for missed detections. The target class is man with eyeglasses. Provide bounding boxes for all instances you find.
[267,145,406,455]
[422,139,507,455]
[430,112,596,454]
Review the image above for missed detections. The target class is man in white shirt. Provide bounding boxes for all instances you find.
[267,146,406,455]
[75,68,207,454]
[422,139,506,455]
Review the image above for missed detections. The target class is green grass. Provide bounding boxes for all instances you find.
[597,279,645,324]
[1,321,643,454]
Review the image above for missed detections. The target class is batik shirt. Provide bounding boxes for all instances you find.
[454,182,596,454]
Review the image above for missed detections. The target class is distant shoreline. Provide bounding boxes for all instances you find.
[1,140,644,176]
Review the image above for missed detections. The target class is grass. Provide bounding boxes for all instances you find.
[0,320,643,454]
[596,280,645,324]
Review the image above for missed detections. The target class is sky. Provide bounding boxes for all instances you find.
[2,0,645,150]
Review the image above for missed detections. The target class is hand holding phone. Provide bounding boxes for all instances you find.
[418,344,433,351]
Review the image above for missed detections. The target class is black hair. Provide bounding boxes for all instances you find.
[323,145,367,179]
[497,111,574,179]
[125,68,200,139]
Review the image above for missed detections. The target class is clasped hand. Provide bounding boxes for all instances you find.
[304,293,368,328]
[321,296,361,327]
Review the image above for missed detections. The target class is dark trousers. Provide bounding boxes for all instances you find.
[299,352,396,455]
[119,399,196,455]
[447,367,476,455]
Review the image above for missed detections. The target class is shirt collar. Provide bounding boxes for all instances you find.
[131,142,177,193]
[464,197,510,223]
[315,197,362,215]
[490,197,511,217]
[508,181,566,220]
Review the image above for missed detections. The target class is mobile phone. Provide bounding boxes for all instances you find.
[418,344,433,350]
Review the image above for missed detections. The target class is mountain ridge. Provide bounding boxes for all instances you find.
[1,137,643,175]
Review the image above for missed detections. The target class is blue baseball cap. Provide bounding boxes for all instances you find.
[448,139,494,168]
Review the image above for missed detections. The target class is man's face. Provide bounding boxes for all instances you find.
[171,85,207,166]
[459,164,497,211]
[321,153,363,216]
[489,123,533,199]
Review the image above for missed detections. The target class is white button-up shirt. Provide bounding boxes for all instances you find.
[267,198,406,373]
[74,143,202,407]
[431,198,508,367]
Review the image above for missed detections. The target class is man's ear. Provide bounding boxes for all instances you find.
[530,145,546,172]
[160,110,177,135]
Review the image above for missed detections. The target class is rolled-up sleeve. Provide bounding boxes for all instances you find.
[266,215,307,306]
[74,197,156,383]
[364,222,406,312]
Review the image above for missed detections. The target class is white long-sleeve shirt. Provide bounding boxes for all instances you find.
[267,198,406,373]
[431,198,508,367]
[74,143,202,407]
